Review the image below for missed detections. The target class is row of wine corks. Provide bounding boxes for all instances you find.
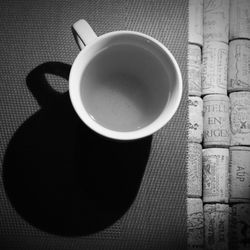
[188,0,250,249]
[188,144,250,203]
[189,0,250,46]
[188,93,250,147]
[187,199,250,250]
[188,40,250,97]
[189,0,250,96]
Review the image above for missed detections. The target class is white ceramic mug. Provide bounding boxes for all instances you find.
[69,19,182,140]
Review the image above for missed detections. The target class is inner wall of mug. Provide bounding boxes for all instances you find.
[76,32,180,138]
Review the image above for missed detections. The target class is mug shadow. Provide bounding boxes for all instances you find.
[2,62,152,237]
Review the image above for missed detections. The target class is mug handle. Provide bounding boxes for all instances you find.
[72,19,97,50]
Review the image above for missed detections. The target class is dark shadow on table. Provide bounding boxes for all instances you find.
[2,62,152,237]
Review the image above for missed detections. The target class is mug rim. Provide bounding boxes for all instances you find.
[69,30,182,140]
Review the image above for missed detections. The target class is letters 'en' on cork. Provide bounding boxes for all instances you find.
[203,94,230,147]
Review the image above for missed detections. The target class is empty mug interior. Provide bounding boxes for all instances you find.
[70,32,182,140]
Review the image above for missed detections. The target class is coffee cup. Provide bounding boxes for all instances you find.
[69,19,182,140]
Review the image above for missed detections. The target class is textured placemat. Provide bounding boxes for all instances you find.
[0,0,187,249]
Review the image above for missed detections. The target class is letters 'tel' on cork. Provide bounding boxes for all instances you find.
[203,94,230,147]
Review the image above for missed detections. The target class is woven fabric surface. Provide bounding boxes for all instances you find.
[0,0,188,249]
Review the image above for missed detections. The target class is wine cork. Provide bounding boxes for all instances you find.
[230,92,250,146]
[203,0,229,43]
[228,39,250,92]
[187,198,204,249]
[189,0,203,47]
[188,96,203,143]
[202,41,228,95]
[187,143,202,198]
[229,146,250,203]
[230,0,250,40]
[230,204,250,250]
[188,44,202,96]
[204,204,229,250]
[203,148,229,203]
[203,94,230,147]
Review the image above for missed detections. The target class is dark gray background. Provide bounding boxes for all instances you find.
[0,0,187,249]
